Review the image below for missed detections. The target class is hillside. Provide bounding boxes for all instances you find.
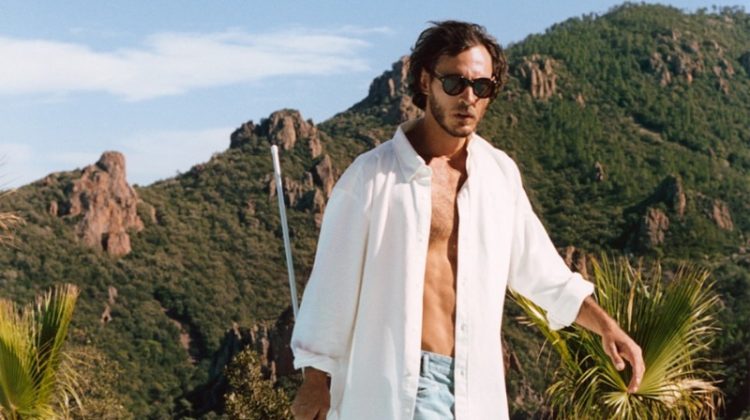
[1,3,749,418]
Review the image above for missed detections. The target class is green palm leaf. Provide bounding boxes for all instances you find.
[0,284,80,419]
[512,255,723,419]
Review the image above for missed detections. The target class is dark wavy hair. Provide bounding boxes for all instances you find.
[408,20,508,110]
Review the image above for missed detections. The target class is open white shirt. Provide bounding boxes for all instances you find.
[291,120,594,419]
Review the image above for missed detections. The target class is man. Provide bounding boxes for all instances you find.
[290,21,644,420]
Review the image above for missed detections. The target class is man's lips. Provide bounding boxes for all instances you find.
[455,112,475,120]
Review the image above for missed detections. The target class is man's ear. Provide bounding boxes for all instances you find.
[420,69,431,95]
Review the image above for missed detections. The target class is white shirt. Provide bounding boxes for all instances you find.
[291,120,594,420]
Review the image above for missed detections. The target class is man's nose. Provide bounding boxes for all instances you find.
[458,83,478,104]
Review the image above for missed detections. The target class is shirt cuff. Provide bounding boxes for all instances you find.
[292,349,339,374]
[545,273,594,330]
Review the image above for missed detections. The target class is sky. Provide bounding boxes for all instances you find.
[1,0,747,188]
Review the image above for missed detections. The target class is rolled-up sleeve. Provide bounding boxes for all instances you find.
[506,166,593,330]
[290,163,369,373]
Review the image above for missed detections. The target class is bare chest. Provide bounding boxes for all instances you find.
[429,163,467,243]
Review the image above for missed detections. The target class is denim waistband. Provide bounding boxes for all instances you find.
[420,350,455,376]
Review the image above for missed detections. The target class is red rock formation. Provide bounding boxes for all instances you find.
[517,54,558,100]
[258,109,318,152]
[59,152,144,257]
[313,154,336,199]
[594,162,606,182]
[640,207,670,248]
[108,286,118,305]
[649,52,673,86]
[100,286,118,324]
[350,56,423,124]
[312,189,327,228]
[648,32,737,95]
[575,93,586,108]
[229,121,257,149]
[659,175,686,218]
[712,199,734,231]
[100,304,112,324]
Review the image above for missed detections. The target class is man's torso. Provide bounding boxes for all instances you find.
[420,151,468,357]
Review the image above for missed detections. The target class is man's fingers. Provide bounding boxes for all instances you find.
[314,409,327,420]
[624,346,645,393]
[607,342,626,370]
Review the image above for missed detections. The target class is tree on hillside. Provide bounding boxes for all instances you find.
[223,348,292,420]
[0,284,81,419]
[63,345,132,419]
[513,256,723,419]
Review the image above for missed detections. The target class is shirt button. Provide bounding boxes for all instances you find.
[460,323,467,332]
[459,369,466,377]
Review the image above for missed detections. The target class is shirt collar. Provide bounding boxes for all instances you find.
[393,119,477,182]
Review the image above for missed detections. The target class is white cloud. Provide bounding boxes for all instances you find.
[335,25,395,36]
[0,28,371,101]
[116,127,232,186]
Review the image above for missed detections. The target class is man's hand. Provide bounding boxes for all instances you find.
[575,296,645,393]
[291,367,331,420]
[600,323,645,393]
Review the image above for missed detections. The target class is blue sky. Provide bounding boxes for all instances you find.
[1,0,746,188]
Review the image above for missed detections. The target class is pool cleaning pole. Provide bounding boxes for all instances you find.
[271,145,300,321]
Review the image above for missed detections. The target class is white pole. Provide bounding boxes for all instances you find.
[271,145,300,320]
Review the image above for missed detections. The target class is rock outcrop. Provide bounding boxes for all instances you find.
[646,31,735,94]
[312,155,336,199]
[100,286,118,324]
[229,109,335,228]
[575,93,586,108]
[657,175,687,218]
[193,308,296,413]
[229,121,256,149]
[229,109,323,158]
[349,56,423,124]
[695,193,734,231]
[57,152,144,257]
[258,110,318,152]
[266,153,336,227]
[517,55,558,100]
[594,162,606,182]
[639,207,670,248]
[712,199,734,231]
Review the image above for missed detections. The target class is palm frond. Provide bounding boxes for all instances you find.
[0,284,80,419]
[511,255,723,419]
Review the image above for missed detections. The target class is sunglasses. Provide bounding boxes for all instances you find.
[432,71,497,99]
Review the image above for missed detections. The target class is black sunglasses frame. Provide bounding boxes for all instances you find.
[432,71,497,99]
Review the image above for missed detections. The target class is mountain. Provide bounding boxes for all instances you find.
[1,3,749,418]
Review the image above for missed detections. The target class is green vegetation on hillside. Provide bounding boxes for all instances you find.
[0,3,749,418]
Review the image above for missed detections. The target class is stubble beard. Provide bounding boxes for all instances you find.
[428,93,477,139]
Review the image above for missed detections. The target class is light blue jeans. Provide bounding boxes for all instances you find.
[413,351,455,419]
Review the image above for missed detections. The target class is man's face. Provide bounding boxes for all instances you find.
[421,45,494,139]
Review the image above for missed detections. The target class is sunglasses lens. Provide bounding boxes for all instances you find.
[442,76,467,95]
[438,74,494,98]
[473,79,494,98]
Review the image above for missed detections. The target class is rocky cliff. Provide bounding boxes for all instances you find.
[349,56,423,124]
[49,151,144,257]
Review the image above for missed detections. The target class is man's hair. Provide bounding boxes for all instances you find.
[408,20,508,110]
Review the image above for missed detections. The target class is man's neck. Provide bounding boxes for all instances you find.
[406,117,470,162]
